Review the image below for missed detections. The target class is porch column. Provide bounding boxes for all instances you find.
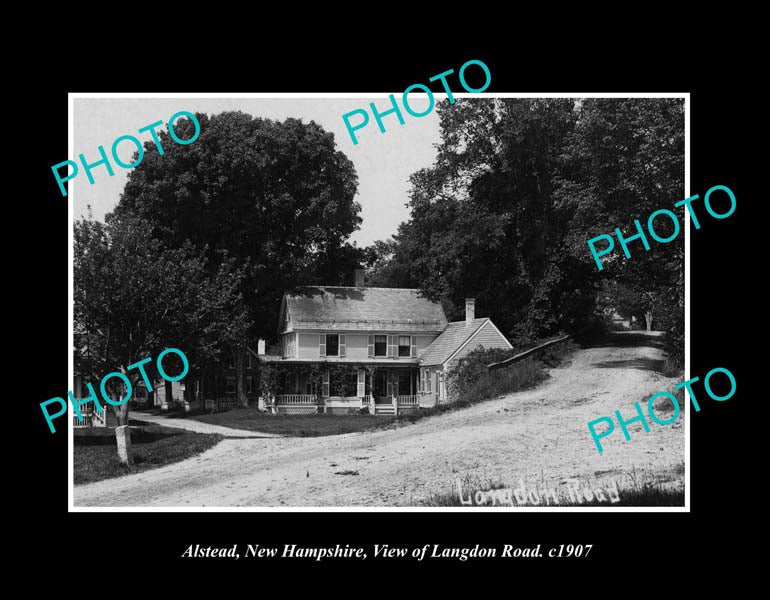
[366,366,376,414]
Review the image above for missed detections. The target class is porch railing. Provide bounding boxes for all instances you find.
[92,406,107,426]
[397,395,419,405]
[276,394,318,405]
[72,398,105,427]
[73,414,92,427]
[216,397,239,411]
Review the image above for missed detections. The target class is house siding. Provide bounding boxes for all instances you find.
[344,333,368,360]
[418,366,441,407]
[296,331,438,362]
[281,332,297,358]
[445,321,511,372]
[298,333,320,359]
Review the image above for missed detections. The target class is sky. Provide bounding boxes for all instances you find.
[72,96,443,247]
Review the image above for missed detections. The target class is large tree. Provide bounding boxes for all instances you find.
[369,98,587,340]
[556,98,685,358]
[114,111,362,401]
[74,212,250,429]
[369,97,684,361]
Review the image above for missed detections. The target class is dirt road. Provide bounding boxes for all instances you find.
[75,334,685,507]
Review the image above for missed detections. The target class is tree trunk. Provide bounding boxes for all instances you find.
[645,311,653,332]
[115,425,133,466]
[235,346,248,408]
[111,375,133,465]
[113,402,130,426]
[183,372,200,412]
[110,371,132,426]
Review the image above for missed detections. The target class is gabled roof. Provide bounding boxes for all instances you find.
[279,286,448,333]
[419,318,508,366]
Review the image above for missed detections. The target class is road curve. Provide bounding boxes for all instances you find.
[75,334,685,508]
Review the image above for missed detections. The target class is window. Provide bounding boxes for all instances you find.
[398,335,411,357]
[287,334,296,358]
[225,377,236,395]
[374,335,387,357]
[246,376,254,394]
[306,381,316,395]
[247,353,254,369]
[326,334,339,356]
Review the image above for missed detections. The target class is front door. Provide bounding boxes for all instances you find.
[374,371,388,398]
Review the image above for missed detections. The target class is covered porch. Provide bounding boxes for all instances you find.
[265,363,421,415]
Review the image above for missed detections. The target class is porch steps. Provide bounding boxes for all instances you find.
[374,404,396,415]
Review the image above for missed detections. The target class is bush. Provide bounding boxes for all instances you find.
[447,338,578,398]
[455,358,546,404]
[537,340,580,367]
[573,316,609,346]
[448,347,515,397]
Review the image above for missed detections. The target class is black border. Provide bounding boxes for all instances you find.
[28,39,747,579]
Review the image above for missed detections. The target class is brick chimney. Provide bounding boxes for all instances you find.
[465,298,475,326]
[354,269,365,287]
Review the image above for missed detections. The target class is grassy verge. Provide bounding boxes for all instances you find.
[182,410,399,437]
[74,423,222,485]
[177,359,552,436]
[174,341,579,437]
[419,464,685,507]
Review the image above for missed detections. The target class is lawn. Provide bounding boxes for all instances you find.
[179,408,400,437]
[166,340,579,437]
[74,422,222,485]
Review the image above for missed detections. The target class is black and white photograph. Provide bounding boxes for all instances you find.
[68,93,688,509]
[18,29,756,583]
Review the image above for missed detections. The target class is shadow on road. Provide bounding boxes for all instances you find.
[586,332,666,349]
[584,332,667,373]
[591,358,665,372]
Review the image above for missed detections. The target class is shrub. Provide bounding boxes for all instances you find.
[447,338,578,398]
[537,340,580,367]
[573,316,609,346]
[455,358,546,404]
[448,346,515,397]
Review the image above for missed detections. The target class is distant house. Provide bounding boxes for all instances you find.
[197,348,260,410]
[72,343,261,427]
[72,373,186,427]
[261,270,512,415]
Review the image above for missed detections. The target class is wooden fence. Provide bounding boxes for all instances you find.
[487,334,571,372]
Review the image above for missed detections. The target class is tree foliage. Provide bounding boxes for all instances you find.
[114,111,363,341]
[556,99,684,356]
[74,211,250,424]
[368,98,684,365]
